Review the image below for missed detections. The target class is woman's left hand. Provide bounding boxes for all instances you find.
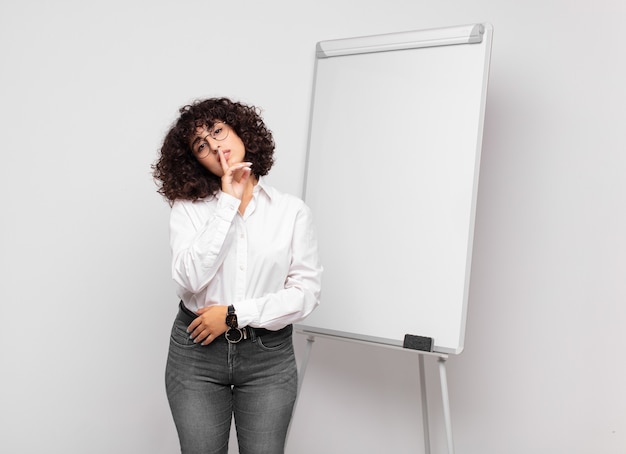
[187,306,229,345]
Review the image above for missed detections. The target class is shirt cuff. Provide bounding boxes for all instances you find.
[232,299,260,329]
[216,191,241,217]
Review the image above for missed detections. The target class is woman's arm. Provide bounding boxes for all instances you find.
[169,194,240,293]
[235,202,323,330]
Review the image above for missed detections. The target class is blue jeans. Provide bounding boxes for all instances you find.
[165,304,297,454]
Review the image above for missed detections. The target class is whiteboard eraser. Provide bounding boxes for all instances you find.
[403,334,433,352]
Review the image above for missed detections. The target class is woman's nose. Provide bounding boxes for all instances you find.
[204,136,219,154]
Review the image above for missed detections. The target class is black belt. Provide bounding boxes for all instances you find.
[177,301,290,344]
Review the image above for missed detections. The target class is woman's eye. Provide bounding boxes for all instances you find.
[212,127,222,137]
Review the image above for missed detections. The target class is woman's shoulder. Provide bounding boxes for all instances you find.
[171,194,219,214]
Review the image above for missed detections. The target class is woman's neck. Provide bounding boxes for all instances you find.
[238,176,258,215]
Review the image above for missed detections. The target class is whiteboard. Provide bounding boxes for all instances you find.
[297,24,493,354]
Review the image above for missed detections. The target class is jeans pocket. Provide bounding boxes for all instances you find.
[255,327,293,351]
[169,319,197,348]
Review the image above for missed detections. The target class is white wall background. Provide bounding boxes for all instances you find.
[1,1,624,453]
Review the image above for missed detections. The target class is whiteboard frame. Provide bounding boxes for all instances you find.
[298,23,493,354]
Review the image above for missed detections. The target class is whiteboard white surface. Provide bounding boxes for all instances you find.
[298,24,492,354]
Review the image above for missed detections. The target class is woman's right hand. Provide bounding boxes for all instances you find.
[218,149,252,200]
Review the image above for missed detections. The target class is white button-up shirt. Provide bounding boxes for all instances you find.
[170,178,322,330]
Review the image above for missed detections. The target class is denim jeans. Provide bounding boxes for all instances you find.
[165,304,297,454]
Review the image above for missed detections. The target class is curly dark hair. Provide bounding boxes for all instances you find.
[152,97,275,202]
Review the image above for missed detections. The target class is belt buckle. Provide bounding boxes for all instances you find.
[225,328,246,344]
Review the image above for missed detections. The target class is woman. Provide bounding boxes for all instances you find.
[152,97,322,454]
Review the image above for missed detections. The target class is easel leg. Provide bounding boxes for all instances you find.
[297,335,316,397]
[418,354,431,454]
[438,356,455,454]
[286,335,316,447]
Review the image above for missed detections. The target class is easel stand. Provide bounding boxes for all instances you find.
[291,332,455,454]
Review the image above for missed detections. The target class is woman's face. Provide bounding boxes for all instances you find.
[189,121,246,176]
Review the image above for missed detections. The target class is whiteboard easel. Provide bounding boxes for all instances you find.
[290,23,493,453]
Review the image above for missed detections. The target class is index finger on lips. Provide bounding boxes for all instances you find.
[218,149,231,173]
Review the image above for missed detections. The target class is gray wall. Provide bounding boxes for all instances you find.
[1,1,624,453]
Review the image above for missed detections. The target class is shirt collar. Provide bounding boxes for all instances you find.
[255,176,274,200]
